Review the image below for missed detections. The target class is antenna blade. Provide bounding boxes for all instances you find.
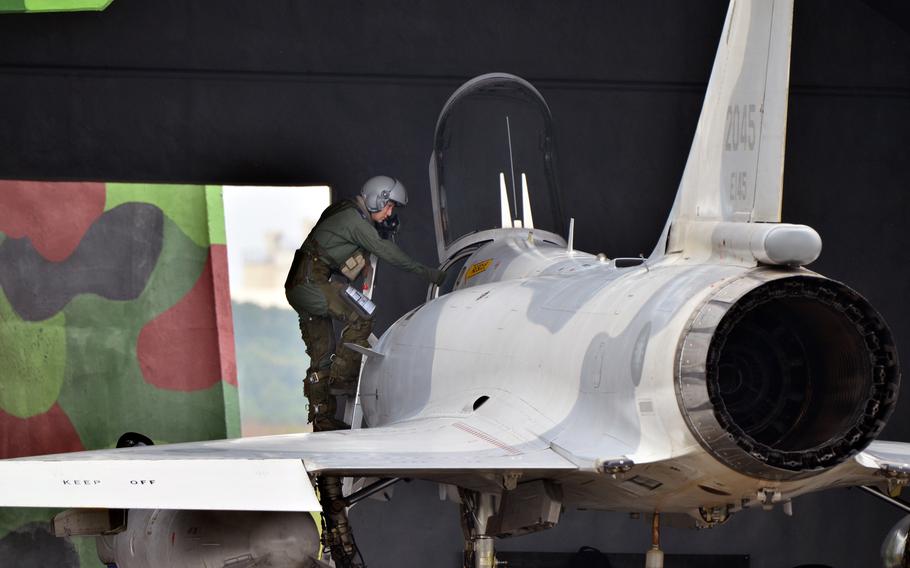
[521,173,535,229]
[499,172,513,228]
[567,217,575,252]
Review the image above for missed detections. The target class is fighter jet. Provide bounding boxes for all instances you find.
[1,0,909,567]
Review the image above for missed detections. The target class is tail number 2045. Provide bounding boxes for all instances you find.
[724,103,757,152]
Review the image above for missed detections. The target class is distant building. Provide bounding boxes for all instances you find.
[222,185,330,310]
[232,221,315,309]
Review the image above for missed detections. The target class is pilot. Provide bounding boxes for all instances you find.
[285,175,445,431]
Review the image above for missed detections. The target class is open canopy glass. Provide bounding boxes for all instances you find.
[430,73,566,260]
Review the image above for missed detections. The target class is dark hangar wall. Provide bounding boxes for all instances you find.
[0,1,908,567]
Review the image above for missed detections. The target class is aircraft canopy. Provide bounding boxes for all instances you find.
[430,73,565,261]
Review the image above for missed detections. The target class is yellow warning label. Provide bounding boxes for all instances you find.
[465,259,493,280]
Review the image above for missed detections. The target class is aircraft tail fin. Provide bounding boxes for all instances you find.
[653,0,795,258]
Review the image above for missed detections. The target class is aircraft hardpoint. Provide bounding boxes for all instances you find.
[1,1,909,567]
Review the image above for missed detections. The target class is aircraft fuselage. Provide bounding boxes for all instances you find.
[360,229,897,520]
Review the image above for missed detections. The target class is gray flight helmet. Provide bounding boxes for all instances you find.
[361,176,408,212]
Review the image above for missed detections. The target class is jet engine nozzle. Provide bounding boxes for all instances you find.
[882,514,910,568]
[96,509,322,568]
[676,272,900,480]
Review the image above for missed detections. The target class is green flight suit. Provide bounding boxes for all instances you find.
[285,196,440,431]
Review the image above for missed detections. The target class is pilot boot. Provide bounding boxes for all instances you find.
[304,370,347,432]
[311,401,348,432]
[318,475,363,567]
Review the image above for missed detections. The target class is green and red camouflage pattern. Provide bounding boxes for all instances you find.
[0,181,238,566]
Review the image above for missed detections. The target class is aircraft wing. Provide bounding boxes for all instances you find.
[818,441,910,489]
[856,441,910,474]
[784,440,910,499]
[0,415,578,512]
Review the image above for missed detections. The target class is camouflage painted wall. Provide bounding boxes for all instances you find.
[0,181,238,566]
[0,0,113,13]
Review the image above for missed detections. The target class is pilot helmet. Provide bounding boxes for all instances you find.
[361,175,408,212]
